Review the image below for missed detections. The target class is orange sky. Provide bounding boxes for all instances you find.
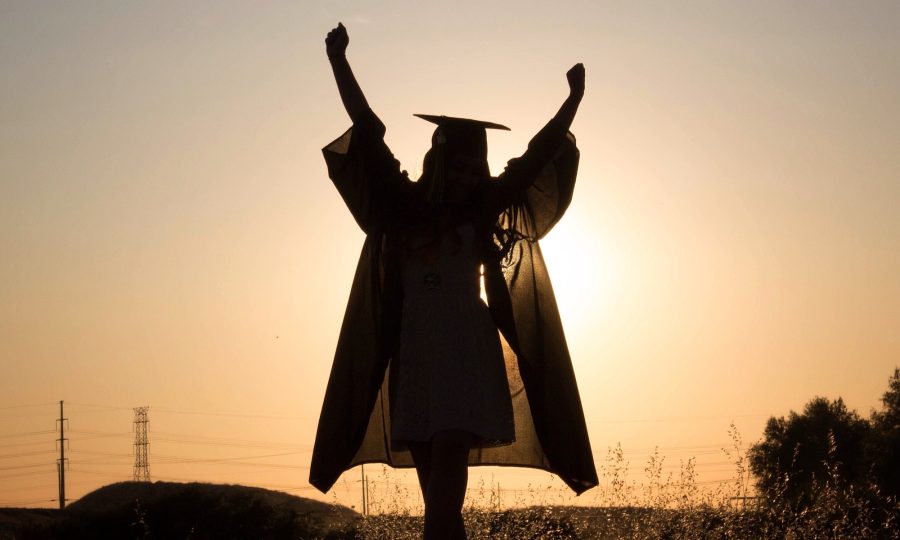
[2,1,899,509]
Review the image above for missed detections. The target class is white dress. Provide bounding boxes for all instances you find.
[390,222,515,448]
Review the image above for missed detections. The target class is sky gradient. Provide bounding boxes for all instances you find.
[2,1,899,509]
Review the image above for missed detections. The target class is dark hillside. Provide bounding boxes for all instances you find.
[0,508,59,540]
[1,481,359,540]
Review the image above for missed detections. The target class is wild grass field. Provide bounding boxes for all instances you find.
[4,425,898,539]
[3,425,899,539]
[355,426,900,539]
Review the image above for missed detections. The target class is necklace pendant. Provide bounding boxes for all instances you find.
[423,271,442,290]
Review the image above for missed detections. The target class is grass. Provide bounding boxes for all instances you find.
[356,424,900,539]
[2,426,898,538]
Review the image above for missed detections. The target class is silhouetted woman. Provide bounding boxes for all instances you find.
[310,23,598,540]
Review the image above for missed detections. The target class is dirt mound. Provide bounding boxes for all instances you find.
[0,508,59,540]
[2,481,358,539]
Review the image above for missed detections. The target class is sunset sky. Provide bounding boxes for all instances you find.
[2,1,898,509]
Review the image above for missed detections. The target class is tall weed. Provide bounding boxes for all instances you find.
[354,424,900,539]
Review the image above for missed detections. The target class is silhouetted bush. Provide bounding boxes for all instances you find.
[870,368,900,499]
[749,367,900,512]
[748,396,871,508]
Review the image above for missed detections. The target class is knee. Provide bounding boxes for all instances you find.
[430,430,474,465]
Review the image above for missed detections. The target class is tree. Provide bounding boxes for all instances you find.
[748,397,871,507]
[869,368,900,498]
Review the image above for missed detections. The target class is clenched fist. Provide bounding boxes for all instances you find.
[326,23,349,60]
[567,63,585,99]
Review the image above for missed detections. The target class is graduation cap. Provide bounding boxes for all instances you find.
[414,114,510,132]
[414,114,510,206]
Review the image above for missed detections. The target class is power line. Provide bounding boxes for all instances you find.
[0,403,57,411]
[0,462,57,472]
[65,402,131,411]
[68,434,131,443]
[0,469,58,481]
[67,450,133,459]
[150,474,320,493]
[590,413,771,424]
[67,429,131,439]
[0,411,61,421]
[0,449,58,460]
[67,402,311,421]
[0,430,56,440]
[149,456,311,471]
[275,486,320,493]
[68,469,128,480]
[153,407,311,421]
[0,439,56,450]
[0,401,757,506]
[0,498,56,506]
[615,442,739,452]
[69,458,133,467]
[67,429,310,450]
[148,474,319,493]
[57,401,774,428]
[152,450,306,463]
[152,433,311,450]
[0,483,61,495]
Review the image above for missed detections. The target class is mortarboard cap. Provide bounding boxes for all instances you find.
[414,114,510,132]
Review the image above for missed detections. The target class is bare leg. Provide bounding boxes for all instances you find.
[422,430,472,540]
[408,440,432,497]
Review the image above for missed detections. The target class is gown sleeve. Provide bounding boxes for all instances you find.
[481,122,597,495]
[323,108,413,233]
[486,118,579,241]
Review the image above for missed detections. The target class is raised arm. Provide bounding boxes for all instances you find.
[522,63,584,159]
[486,64,584,218]
[325,23,370,121]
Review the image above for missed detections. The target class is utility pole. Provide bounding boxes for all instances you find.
[360,464,368,516]
[56,400,68,510]
[132,407,150,481]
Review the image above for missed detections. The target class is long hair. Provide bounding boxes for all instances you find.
[416,141,490,209]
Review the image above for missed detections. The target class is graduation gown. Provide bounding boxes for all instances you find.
[309,108,598,495]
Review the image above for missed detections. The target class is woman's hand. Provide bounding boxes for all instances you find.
[326,22,349,60]
[566,63,585,100]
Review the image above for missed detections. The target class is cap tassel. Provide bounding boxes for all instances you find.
[425,128,446,207]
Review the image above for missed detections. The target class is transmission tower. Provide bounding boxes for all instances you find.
[132,406,151,482]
